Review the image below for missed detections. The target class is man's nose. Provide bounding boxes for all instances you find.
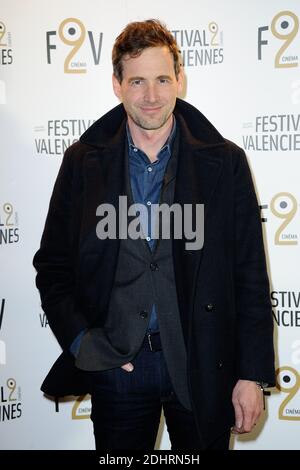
[144,84,158,103]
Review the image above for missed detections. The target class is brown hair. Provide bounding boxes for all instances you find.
[112,19,181,83]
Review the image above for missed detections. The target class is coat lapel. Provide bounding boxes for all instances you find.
[79,124,126,258]
[172,112,226,336]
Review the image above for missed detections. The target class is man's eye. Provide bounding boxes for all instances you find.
[131,80,142,86]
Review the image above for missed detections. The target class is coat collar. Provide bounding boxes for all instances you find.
[80,98,226,151]
[79,97,226,252]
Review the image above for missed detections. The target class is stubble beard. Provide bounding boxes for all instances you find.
[127,104,174,131]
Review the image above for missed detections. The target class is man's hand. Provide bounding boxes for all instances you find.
[231,379,264,434]
[121,362,134,372]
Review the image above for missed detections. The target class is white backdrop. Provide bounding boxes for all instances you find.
[1,0,300,450]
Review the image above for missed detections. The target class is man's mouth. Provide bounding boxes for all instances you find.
[140,105,162,113]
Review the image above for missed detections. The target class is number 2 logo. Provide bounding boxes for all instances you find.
[276,366,300,420]
[58,18,86,74]
[271,11,299,68]
[270,192,298,245]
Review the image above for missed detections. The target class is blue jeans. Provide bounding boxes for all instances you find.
[89,336,230,450]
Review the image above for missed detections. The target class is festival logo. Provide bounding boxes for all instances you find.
[71,395,91,420]
[0,378,22,422]
[242,114,300,152]
[0,203,19,245]
[271,291,300,327]
[0,21,13,65]
[34,118,96,156]
[260,192,298,245]
[171,22,224,66]
[46,18,103,73]
[258,10,299,68]
[276,366,300,420]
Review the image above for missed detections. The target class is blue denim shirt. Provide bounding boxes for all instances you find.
[127,117,176,331]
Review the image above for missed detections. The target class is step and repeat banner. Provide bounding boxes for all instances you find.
[1,0,300,450]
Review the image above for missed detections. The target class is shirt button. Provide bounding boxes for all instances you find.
[147,166,153,172]
[205,303,214,312]
[133,147,138,152]
[147,201,151,206]
[150,262,159,271]
[139,310,148,319]
[146,236,151,242]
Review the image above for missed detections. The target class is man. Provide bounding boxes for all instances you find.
[33,19,275,450]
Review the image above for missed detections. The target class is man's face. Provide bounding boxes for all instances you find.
[112,46,183,131]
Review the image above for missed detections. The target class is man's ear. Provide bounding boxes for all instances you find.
[176,66,184,96]
[112,74,122,100]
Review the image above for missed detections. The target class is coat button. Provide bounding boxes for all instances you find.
[205,303,214,312]
[150,262,159,271]
[217,361,223,369]
[139,310,148,319]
